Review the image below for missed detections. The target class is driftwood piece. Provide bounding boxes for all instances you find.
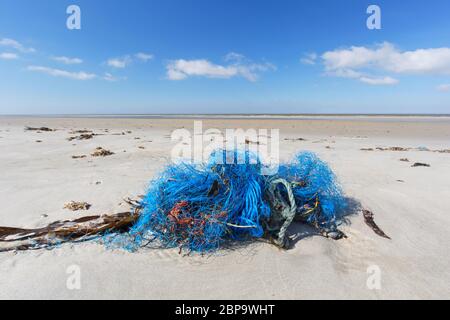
[0,209,140,252]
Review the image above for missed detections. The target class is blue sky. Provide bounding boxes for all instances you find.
[1,0,450,114]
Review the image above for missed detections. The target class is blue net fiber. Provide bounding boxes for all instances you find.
[106,149,346,253]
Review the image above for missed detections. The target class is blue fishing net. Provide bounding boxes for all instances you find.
[278,152,346,228]
[106,149,346,253]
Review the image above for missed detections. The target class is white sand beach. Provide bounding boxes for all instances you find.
[0,116,449,299]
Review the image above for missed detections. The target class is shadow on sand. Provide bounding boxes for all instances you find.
[287,197,362,249]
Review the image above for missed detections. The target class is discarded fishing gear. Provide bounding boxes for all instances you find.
[107,150,348,253]
[0,150,348,254]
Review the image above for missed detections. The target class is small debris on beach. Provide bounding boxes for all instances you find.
[411,162,430,168]
[67,133,96,141]
[72,155,87,159]
[284,138,306,142]
[63,201,91,211]
[321,229,347,240]
[397,180,405,183]
[25,126,55,132]
[376,147,410,151]
[138,146,145,149]
[40,214,48,218]
[245,139,260,145]
[91,147,114,157]
[35,140,42,143]
[360,146,450,153]
[400,158,410,162]
[363,209,391,239]
[69,130,93,134]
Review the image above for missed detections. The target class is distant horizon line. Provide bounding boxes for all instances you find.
[2,113,450,117]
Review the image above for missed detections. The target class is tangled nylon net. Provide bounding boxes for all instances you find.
[105,150,347,253]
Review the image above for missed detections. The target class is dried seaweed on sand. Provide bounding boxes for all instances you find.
[67,133,97,141]
[376,147,410,151]
[363,210,391,239]
[91,147,114,157]
[69,130,93,134]
[64,201,91,211]
[25,126,55,132]
[411,162,430,167]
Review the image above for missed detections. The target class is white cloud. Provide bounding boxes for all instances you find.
[323,42,450,75]
[135,52,154,62]
[322,67,399,85]
[103,72,126,82]
[27,65,96,80]
[359,76,399,85]
[103,73,117,81]
[321,42,450,85]
[225,52,246,62]
[301,53,317,65]
[52,56,83,64]
[166,54,275,82]
[437,84,450,92]
[0,52,18,60]
[0,38,35,53]
[167,59,234,80]
[107,53,153,68]
[107,56,132,68]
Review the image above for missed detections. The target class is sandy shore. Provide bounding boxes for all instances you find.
[0,116,449,299]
